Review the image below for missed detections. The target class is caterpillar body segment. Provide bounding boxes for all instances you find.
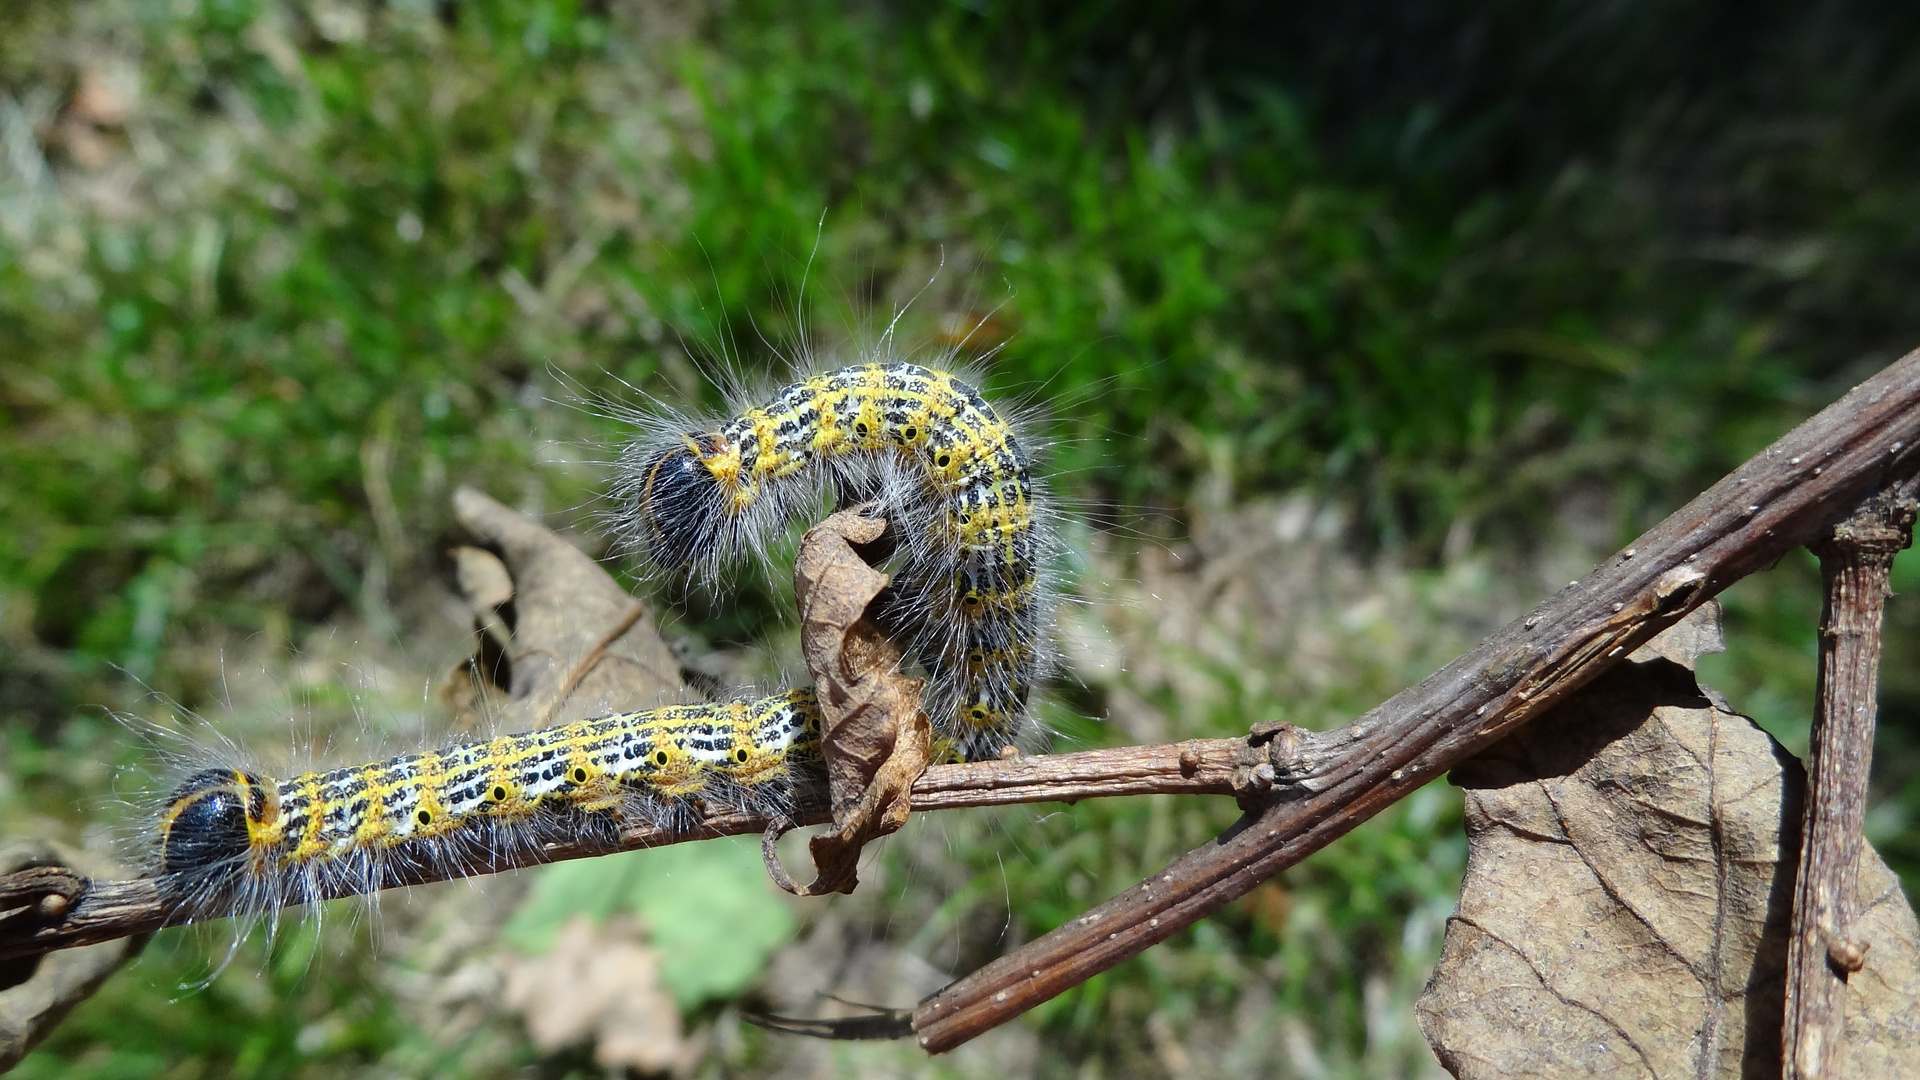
[616,361,1057,762]
[153,691,822,916]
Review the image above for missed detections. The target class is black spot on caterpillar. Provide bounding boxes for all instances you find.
[151,692,821,917]
[614,360,1060,762]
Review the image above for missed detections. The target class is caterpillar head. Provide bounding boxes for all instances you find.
[157,769,273,876]
[636,437,728,570]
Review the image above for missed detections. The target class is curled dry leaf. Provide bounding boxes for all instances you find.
[0,841,144,1072]
[1418,603,1920,1079]
[768,507,931,897]
[447,486,686,728]
[441,545,516,730]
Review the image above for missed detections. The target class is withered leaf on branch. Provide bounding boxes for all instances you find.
[446,486,686,727]
[1418,604,1920,1079]
[770,508,931,897]
[448,492,929,897]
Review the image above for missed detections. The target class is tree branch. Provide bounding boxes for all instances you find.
[0,738,1249,962]
[911,347,1920,1053]
[6,348,1920,1059]
[1783,486,1918,1078]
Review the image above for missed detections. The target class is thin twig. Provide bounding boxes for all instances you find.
[0,739,1246,961]
[1783,487,1917,1078]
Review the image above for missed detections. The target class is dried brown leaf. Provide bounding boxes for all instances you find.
[771,508,931,896]
[1418,606,1920,1079]
[440,546,517,730]
[452,544,515,612]
[450,487,685,727]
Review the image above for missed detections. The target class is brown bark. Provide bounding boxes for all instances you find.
[1783,489,1918,1079]
[0,842,146,1072]
[910,349,1920,1053]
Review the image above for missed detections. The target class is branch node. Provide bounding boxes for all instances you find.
[1177,744,1201,778]
[0,866,87,930]
[1826,933,1870,975]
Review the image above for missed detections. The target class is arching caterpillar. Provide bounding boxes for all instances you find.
[154,691,820,914]
[151,361,1055,911]
[616,360,1056,763]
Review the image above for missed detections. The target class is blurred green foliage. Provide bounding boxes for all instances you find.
[503,838,796,1011]
[4,0,1920,1076]
[9,922,412,1080]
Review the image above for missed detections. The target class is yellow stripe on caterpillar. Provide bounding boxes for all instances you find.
[615,360,1059,762]
[153,691,822,916]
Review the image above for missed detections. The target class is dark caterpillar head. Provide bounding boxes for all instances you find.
[637,440,725,569]
[158,769,270,876]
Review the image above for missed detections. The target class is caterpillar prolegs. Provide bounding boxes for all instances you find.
[154,692,820,913]
[616,361,1056,763]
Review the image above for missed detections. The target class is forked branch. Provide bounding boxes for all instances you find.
[910,348,1920,1052]
[4,349,1920,1061]
[1783,486,1918,1078]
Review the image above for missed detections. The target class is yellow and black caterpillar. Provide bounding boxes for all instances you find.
[154,691,820,913]
[151,362,1052,910]
[615,360,1056,763]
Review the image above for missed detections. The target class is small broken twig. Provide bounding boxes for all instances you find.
[0,841,147,1072]
[1783,486,1918,1079]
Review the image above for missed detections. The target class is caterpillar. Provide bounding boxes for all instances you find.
[152,691,821,916]
[614,360,1057,763]
[150,362,1054,912]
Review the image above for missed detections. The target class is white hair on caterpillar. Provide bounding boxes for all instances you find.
[602,342,1070,764]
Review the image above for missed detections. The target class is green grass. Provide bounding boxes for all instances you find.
[8,0,1888,691]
